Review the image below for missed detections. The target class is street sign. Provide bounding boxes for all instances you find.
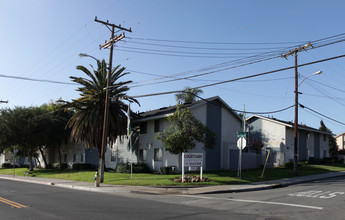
[237,137,246,149]
[237,131,246,138]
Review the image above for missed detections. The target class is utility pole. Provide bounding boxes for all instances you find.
[281,42,312,176]
[94,17,131,187]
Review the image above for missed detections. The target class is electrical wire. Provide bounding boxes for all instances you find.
[300,104,345,126]
[129,37,304,45]
[0,74,76,85]
[131,53,345,98]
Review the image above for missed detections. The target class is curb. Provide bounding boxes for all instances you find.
[1,171,345,195]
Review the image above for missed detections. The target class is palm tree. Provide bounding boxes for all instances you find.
[62,59,139,182]
[175,87,203,103]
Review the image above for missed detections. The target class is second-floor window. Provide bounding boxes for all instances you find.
[154,119,161,132]
[140,122,147,134]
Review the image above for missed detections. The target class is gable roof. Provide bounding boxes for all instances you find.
[335,131,345,138]
[247,115,331,135]
[137,96,241,122]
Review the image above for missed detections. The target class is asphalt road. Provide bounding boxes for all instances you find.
[1,176,345,219]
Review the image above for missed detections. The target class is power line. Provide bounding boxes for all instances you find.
[300,104,345,126]
[181,92,295,115]
[129,37,305,45]
[0,74,76,85]
[131,53,345,98]
[124,40,293,50]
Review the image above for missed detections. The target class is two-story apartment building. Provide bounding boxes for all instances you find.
[247,115,330,166]
[335,132,345,151]
[112,96,242,172]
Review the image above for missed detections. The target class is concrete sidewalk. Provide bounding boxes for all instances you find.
[1,171,345,195]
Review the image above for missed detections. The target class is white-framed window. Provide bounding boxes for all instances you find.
[140,122,147,134]
[81,153,84,162]
[154,148,162,161]
[110,151,116,162]
[139,149,147,162]
[154,119,161,132]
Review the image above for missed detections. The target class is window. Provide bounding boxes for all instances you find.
[323,134,327,142]
[110,151,116,162]
[154,119,161,132]
[140,122,147,134]
[63,154,67,163]
[154,148,162,161]
[73,153,76,162]
[81,153,84,162]
[139,149,147,162]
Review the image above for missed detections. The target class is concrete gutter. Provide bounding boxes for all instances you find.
[1,171,345,195]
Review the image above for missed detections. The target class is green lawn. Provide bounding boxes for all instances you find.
[1,163,345,186]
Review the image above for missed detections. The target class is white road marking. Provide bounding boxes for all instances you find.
[179,195,324,210]
[288,190,345,199]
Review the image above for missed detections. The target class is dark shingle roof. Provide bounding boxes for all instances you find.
[137,96,241,122]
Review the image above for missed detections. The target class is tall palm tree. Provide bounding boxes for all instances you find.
[175,87,203,103]
[62,59,139,182]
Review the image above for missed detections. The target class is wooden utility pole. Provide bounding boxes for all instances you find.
[281,42,312,176]
[94,17,131,187]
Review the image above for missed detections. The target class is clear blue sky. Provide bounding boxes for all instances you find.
[1,0,344,135]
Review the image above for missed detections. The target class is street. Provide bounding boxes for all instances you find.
[1,176,345,219]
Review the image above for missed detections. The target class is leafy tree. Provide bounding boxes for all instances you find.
[0,106,48,170]
[175,87,203,104]
[156,104,215,155]
[37,101,74,169]
[61,59,138,182]
[319,120,338,158]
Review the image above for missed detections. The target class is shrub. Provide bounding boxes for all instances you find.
[284,161,306,168]
[133,162,151,173]
[52,163,68,170]
[1,163,12,168]
[160,166,176,175]
[116,162,151,173]
[116,163,130,173]
[19,164,30,168]
[72,163,95,170]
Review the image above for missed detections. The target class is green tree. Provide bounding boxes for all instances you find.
[37,101,74,169]
[0,106,49,171]
[156,104,215,155]
[175,87,203,104]
[61,59,138,182]
[319,120,338,158]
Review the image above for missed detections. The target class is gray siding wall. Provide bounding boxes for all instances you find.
[85,148,99,166]
[206,101,222,170]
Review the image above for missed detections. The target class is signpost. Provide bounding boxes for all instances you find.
[13,149,18,177]
[237,106,246,183]
[182,153,203,182]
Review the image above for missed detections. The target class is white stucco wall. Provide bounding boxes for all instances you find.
[320,134,329,158]
[107,136,137,170]
[50,143,86,168]
[336,134,344,151]
[221,107,241,169]
[307,133,315,158]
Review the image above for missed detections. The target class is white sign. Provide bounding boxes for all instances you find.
[183,153,203,167]
[189,166,197,171]
[182,153,203,182]
[237,137,246,149]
